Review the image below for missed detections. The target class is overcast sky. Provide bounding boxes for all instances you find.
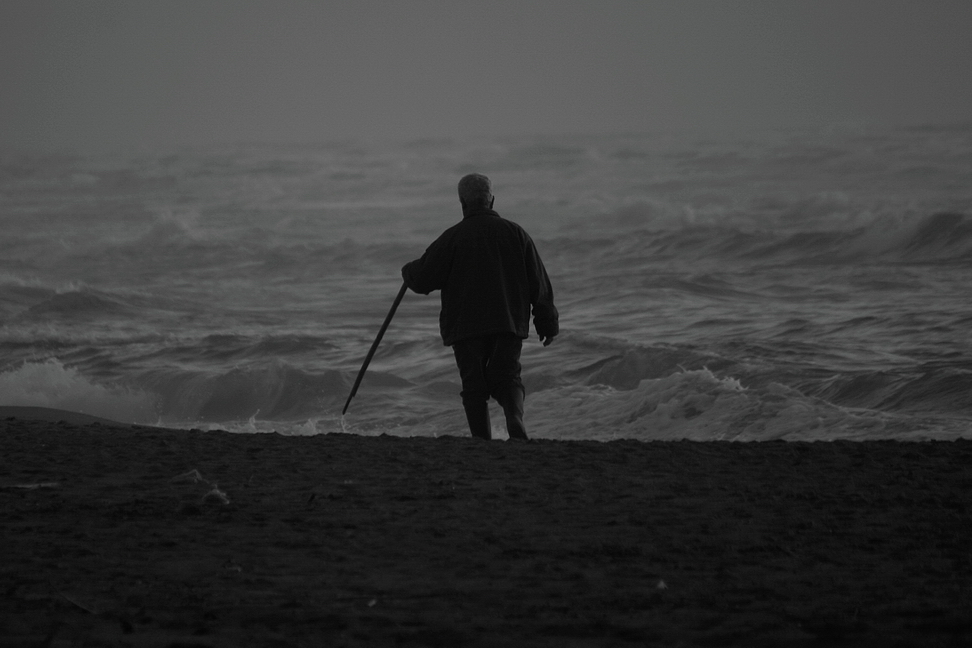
[2,0,971,152]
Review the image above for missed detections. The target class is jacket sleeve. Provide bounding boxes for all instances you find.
[401,230,454,295]
[525,238,559,339]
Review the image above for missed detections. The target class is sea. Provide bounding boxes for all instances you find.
[2,125,971,441]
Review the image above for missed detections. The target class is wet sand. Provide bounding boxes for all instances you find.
[2,410,971,646]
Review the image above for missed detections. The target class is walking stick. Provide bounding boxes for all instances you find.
[342,282,408,415]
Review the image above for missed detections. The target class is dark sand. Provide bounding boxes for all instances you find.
[2,409,971,647]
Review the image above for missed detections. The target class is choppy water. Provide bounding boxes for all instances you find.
[2,126,971,440]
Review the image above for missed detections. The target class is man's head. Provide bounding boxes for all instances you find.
[457,173,493,210]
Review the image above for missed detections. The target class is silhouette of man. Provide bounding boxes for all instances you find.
[402,173,559,440]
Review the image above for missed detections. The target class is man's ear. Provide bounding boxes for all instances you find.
[460,198,467,209]
[489,196,495,209]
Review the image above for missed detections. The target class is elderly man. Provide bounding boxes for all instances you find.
[402,173,559,440]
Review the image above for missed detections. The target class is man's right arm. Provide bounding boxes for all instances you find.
[402,231,454,295]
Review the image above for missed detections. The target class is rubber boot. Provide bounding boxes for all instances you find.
[497,386,528,441]
[462,400,492,440]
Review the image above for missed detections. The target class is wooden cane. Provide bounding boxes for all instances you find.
[342,282,408,415]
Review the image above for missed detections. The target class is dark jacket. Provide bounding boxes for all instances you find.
[402,208,559,346]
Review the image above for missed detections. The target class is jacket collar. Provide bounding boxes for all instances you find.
[462,207,499,219]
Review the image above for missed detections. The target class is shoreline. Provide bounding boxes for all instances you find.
[2,415,971,645]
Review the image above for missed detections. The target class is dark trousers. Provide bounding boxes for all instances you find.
[452,334,527,440]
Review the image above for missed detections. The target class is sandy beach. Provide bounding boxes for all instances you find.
[2,409,971,647]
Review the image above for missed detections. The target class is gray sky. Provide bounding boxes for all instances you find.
[2,0,971,152]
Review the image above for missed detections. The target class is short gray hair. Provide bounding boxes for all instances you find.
[457,173,492,207]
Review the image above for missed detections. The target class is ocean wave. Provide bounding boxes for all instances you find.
[495,141,592,171]
[3,283,173,326]
[3,351,967,442]
[526,368,959,442]
[153,333,340,367]
[770,212,972,263]
[807,362,972,415]
[0,355,404,431]
[574,211,972,267]
[518,335,972,440]
[18,289,132,320]
[134,360,359,423]
[0,359,156,424]
[899,212,972,258]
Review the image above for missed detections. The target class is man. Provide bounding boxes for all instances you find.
[402,173,559,440]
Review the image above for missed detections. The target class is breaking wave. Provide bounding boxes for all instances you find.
[0,359,156,424]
